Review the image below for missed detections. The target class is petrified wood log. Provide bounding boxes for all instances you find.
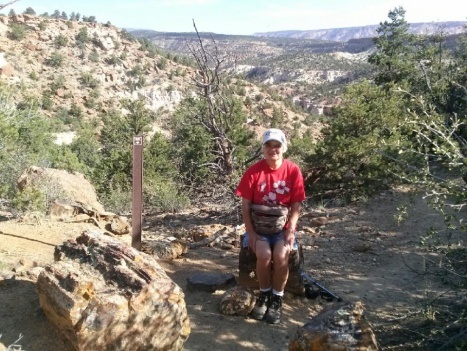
[36,230,190,351]
[289,301,380,351]
[219,286,255,316]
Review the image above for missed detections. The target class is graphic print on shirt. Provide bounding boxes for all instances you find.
[259,179,291,205]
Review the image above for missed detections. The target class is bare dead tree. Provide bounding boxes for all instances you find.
[186,19,239,176]
[0,0,20,11]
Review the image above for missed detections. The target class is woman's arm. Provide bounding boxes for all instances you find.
[241,198,258,251]
[284,201,302,248]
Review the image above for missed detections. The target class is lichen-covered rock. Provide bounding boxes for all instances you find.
[219,286,255,316]
[37,230,190,351]
[289,301,380,351]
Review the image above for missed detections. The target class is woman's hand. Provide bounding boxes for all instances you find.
[248,231,258,252]
[284,228,295,249]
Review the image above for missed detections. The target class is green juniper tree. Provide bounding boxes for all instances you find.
[23,7,35,15]
[368,7,416,88]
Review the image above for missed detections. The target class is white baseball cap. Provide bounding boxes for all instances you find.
[262,128,287,152]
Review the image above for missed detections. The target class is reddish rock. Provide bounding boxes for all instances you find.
[0,63,14,77]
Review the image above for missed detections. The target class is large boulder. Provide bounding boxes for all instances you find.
[36,230,190,351]
[17,166,105,213]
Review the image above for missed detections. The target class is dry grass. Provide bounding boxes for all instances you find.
[0,333,25,351]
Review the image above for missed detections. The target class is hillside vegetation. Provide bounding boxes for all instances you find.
[0,11,318,213]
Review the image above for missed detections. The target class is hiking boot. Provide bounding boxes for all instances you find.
[251,290,271,320]
[265,294,282,324]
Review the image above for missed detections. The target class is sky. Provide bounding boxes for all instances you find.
[4,0,467,35]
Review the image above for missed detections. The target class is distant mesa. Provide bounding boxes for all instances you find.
[128,21,467,42]
[253,21,467,42]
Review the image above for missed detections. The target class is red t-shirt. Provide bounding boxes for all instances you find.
[235,159,306,206]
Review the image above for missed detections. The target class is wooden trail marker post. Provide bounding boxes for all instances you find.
[132,135,143,250]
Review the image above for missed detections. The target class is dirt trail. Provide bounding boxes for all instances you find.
[0,188,464,350]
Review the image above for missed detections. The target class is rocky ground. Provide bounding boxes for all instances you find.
[0,186,466,351]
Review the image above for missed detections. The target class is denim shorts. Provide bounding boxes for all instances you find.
[242,231,298,250]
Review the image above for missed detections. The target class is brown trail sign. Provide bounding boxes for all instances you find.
[132,136,143,250]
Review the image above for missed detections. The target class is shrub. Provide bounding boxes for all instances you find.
[11,187,46,213]
[41,95,53,110]
[79,72,100,88]
[54,34,68,48]
[75,27,89,43]
[68,102,82,117]
[127,65,143,77]
[29,71,39,81]
[88,49,99,63]
[49,74,66,92]
[100,186,132,214]
[105,55,119,65]
[144,177,190,213]
[157,58,167,70]
[84,89,100,108]
[237,87,246,96]
[16,96,40,111]
[89,88,100,99]
[55,107,71,124]
[8,23,27,41]
[45,52,64,67]
[84,97,96,108]
[119,29,136,42]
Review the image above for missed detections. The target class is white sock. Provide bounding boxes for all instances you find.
[260,287,272,293]
[272,289,284,297]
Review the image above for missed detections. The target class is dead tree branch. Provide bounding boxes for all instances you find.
[185,19,238,176]
[0,0,20,11]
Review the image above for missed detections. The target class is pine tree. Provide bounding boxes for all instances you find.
[23,7,36,15]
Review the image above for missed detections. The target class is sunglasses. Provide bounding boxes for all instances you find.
[264,141,282,148]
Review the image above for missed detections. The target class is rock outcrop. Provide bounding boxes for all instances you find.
[36,230,190,351]
[17,166,105,214]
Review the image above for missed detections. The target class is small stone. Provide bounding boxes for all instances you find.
[310,217,328,227]
[352,243,372,253]
[187,272,236,293]
[219,286,255,316]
